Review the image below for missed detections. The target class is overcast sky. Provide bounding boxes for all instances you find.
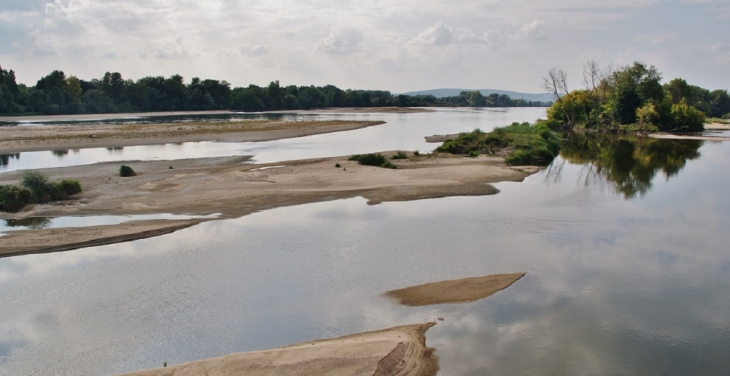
[1,0,728,93]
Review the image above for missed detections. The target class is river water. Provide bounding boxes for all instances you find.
[1,109,730,375]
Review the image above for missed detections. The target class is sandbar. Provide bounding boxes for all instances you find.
[120,323,438,376]
[648,133,730,142]
[0,219,199,258]
[0,119,384,153]
[385,272,527,306]
[0,153,538,256]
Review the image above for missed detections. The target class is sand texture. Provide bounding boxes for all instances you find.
[0,119,384,152]
[120,323,438,376]
[0,219,200,258]
[385,273,527,306]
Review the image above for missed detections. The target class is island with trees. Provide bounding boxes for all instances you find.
[541,61,730,132]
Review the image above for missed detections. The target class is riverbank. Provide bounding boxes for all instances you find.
[0,152,538,256]
[121,323,438,376]
[0,119,385,153]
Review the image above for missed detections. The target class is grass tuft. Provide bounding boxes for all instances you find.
[348,153,398,169]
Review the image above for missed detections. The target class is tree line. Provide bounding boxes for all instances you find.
[0,65,548,116]
[542,61,730,132]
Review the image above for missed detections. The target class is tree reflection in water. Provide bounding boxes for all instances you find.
[545,133,702,199]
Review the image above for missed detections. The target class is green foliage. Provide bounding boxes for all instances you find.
[335,163,341,168]
[670,100,705,132]
[545,61,717,133]
[391,151,408,160]
[723,114,730,120]
[413,150,420,156]
[349,153,397,169]
[59,179,82,195]
[21,170,57,202]
[1,172,82,212]
[436,122,560,166]
[0,185,32,212]
[119,165,136,177]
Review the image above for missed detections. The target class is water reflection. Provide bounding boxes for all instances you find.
[4,217,52,230]
[51,150,69,158]
[0,138,728,375]
[0,153,19,166]
[550,133,703,199]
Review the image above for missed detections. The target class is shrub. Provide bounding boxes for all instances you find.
[413,150,420,156]
[436,121,561,166]
[348,153,397,169]
[723,113,730,120]
[391,151,408,160]
[120,165,136,177]
[0,185,32,213]
[21,170,50,194]
[335,163,341,168]
[671,100,705,132]
[59,180,82,195]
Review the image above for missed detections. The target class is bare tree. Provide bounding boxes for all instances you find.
[542,68,572,128]
[582,60,601,94]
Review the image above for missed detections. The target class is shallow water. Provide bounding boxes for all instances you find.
[1,133,728,375]
[0,213,219,234]
[0,108,545,173]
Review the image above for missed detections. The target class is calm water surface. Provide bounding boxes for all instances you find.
[1,120,729,375]
[0,108,545,173]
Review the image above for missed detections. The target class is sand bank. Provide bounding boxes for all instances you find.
[0,219,199,258]
[648,133,730,142]
[0,153,538,256]
[705,122,730,130]
[385,273,526,306]
[120,323,438,376]
[0,119,384,153]
[424,134,458,143]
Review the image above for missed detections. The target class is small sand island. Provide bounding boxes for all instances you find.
[385,273,527,306]
[120,323,438,376]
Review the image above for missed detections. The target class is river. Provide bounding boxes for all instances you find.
[1,109,729,375]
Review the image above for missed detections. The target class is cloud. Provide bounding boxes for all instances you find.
[44,0,69,17]
[634,33,676,45]
[155,46,189,60]
[457,29,506,49]
[240,45,269,57]
[515,21,547,41]
[411,21,453,46]
[315,27,363,54]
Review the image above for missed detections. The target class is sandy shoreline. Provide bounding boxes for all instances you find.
[0,152,537,256]
[0,219,200,258]
[0,119,384,153]
[121,323,438,376]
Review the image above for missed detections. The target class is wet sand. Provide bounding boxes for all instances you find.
[120,323,438,376]
[385,273,527,306]
[648,134,730,142]
[0,119,384,153]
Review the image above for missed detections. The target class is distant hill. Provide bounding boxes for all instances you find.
[401,88,554,103]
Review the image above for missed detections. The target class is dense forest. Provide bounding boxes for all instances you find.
[0,65,548,116]
[543,61,730,132]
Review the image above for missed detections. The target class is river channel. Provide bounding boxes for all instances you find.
[1,109,729,375]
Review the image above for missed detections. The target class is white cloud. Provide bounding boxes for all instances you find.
[315,27,363,54]
[240,45,269,57]
[411,21,453,46]
[515,21,547,41]
[634,33,676,45]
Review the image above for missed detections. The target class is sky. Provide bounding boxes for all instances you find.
[0,0,728,93]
